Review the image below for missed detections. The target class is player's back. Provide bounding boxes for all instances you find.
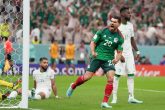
[33,67,55,89]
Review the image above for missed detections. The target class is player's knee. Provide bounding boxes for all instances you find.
[84,72,93,81]
[38,92,46,99]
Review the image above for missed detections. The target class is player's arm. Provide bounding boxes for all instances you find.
[51,79,58,98]
[113,37,124,64]
[90,41,97,57]
[90,30,102,57]
[34,80,36,89]
[130,24,140,60]
[112,50,123,64]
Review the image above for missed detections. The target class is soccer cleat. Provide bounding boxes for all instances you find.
[101,102,112,108]
[31,88,35,98]
[111,94,117,104]
[13,78,22,90]
[66,83,74,97]
[128,97,143,104]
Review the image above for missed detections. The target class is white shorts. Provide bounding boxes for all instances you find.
[115,54,136,76]
[35,87,51,98]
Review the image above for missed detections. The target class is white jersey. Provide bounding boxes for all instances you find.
[33,67,55,89]
[118,22,134,56]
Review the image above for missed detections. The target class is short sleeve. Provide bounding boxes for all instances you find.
[92,30,102,43]
[50,69,55,79]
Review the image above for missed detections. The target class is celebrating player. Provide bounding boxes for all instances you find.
[111,6,143,104]
[66,16,124,108]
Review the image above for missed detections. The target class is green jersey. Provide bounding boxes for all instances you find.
[92,28,124,61]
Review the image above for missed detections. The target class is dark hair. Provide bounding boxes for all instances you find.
[120,6,129,13]
[39,57,48,62]
[111,15,121,23]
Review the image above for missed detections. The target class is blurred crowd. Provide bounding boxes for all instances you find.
[0,0,23,43]
[29,0,165,46]
[1,0,165,65]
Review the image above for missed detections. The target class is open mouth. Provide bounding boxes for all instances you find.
[111,25,114,28]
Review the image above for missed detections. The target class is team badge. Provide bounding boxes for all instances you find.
[114,38,118,43]
[103,35,106,37]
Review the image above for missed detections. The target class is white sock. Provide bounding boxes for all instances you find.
[8,91,18,99]
[35,94,41,100]
[127,77,134,98]
[112,76,120,98]
[28,90,32,98]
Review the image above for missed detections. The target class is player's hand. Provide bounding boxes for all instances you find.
[135,51,140,61]
[92,51,97,58]
[112,59,119,64]
[55,95,61,99]
[120,55,125,63]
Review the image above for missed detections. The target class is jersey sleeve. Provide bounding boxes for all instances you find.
[117,37,124,51]
[92,30,102,43]
[50,69,55,79]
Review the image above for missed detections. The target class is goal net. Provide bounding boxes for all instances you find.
[0,0,29,109]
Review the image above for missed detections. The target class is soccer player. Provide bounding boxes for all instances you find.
[111,6,143,104]
[49,39,59,71]
[65,39,75,75]
[66,16,124,108]
[32,57,58,99]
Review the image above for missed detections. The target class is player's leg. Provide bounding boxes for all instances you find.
[66,59,100,97]
[0,80,13,88]
[0,78,21,90]
[126,56,143,104]
[65,59,70,75]
[101,60,115,108]
[101,70,115,108]
[50,58,56,71]
[111,61,125,104]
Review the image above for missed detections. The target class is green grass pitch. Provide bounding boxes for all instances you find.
[28,76,165,110]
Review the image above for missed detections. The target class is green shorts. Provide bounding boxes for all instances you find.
[86,58,115,73]
[65,59,74,65]
[50,58,58,65]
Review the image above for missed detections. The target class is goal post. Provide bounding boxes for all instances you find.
[18,0,30,108]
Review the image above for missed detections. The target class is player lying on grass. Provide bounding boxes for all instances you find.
[0,79,21,101]
[8,57,59,100]
[66,15,124,108]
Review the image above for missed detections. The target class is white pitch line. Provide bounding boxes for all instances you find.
[123,88,165,93]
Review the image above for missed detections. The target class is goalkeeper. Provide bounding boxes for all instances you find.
[0,79,21,101]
